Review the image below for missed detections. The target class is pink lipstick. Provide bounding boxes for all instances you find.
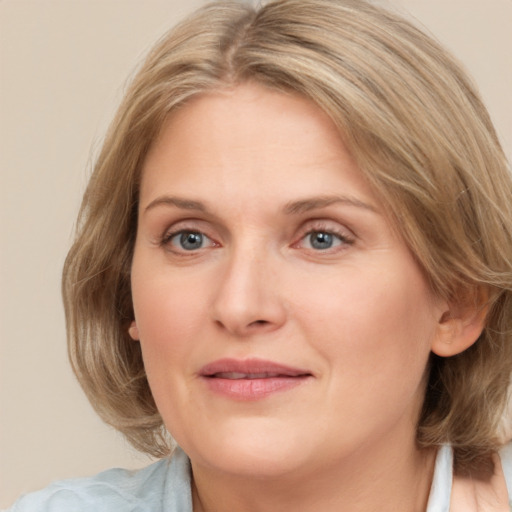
[199,358,312,400]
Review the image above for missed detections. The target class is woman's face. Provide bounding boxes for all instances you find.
[131,82,446,477]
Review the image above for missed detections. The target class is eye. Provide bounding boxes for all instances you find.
[166,230,214,251]
[299,229,353,251]
[304,231,341,250]
[309,231,338,250]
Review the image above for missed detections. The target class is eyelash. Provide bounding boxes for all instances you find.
[299,229,354,250]
[160,229,217,253]
[159,222,355,255]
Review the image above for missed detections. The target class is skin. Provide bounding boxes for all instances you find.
[130,82,482,511]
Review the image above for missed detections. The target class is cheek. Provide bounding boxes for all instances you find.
[294,260,437,378]
[132,267,206,344]
[130,268,208,400]
[131,276,204,433]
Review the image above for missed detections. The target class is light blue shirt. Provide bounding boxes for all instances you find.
[6,445,512,511]
[5,449,193,512]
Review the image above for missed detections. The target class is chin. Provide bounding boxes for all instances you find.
[178,420,314,478]
[205,448,307,479]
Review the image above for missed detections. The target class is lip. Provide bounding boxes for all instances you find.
[199,358,313,401]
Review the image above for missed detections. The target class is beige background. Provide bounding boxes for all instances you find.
[1,0,511,507]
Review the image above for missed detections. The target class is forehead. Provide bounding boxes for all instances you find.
[139,82,377,211]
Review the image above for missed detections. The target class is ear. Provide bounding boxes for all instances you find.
[431,290,488,357]
[128,320,140,341]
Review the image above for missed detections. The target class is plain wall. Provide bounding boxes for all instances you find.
[1,0,510,507]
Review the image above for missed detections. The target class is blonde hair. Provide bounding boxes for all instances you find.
[63,0,512,472]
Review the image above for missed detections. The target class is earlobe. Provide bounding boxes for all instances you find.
[128,321,140,341]
[431,299,488,357]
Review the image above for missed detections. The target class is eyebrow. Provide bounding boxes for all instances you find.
[144,196,209,214]
[284,195,378,215]
[143,194,378,216]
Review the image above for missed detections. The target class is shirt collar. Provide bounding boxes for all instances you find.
[426,445,453,512]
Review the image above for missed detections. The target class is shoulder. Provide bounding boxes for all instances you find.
[5,448,192,512]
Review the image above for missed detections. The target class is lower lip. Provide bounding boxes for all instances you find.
[202,376,310,400]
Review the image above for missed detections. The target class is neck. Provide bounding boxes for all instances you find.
[191,438,437,512]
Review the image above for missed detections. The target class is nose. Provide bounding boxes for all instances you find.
[210,245,287,337]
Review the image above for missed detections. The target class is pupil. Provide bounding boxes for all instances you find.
[180,232,203,250]
[311,232,332,249]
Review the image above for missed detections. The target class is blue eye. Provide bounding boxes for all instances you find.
[169,231,209,251]
[304,231,344,250]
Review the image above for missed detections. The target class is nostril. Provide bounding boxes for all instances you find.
[250,320,269,327]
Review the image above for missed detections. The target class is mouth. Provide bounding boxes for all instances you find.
[212,372,298,379]
[199,358,312,400]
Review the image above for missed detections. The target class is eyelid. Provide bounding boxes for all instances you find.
[292,219,356,251]
[160,225,213,243]
[298,218,355,238]
[154,217,355,254]
[158,217,214,240]
[157,217,221,252]
[159,229,220,259]
[163,229,212,246]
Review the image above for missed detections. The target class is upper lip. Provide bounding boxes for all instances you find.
[199,358,312,378]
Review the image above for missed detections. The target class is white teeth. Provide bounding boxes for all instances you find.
[215,372,281,379]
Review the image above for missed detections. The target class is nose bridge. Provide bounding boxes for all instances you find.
[211,235,285,335]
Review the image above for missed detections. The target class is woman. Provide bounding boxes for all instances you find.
[8,0,512,510]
